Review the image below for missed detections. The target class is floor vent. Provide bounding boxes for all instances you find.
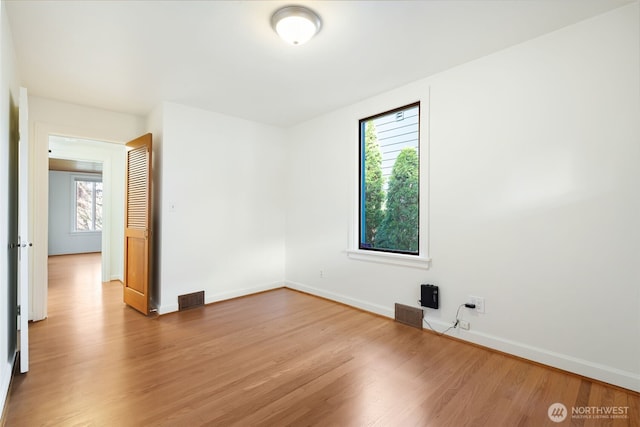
[178,291,205,311]
[394,303,423,330]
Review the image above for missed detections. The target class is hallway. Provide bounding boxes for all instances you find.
[48,253,108,317]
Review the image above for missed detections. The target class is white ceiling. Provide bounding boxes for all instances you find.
[5,0,635,127]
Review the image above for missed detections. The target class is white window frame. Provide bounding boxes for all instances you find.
[347,99,431,269]
[70,174,103,234]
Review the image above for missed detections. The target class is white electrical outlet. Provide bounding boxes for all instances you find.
[468,295,485,313]
[459,320,470,330]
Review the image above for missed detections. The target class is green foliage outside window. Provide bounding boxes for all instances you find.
[359,103,420,255]
[363,120,385,247]
[375,148,419,252]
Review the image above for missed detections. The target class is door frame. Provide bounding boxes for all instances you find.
[31,122,126,321]
[18,86,29,372]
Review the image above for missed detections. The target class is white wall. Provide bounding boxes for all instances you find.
[48,171,102,255]
[0,0,19,410]
[156,102,286,313]
[285,4,640,391]
[29,97,145,320]
[146,103,163,311]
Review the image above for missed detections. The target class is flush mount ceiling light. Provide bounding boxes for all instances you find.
[271,5,322,45]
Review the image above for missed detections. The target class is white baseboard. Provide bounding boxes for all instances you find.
[284,280,640,392]
[285,280,394,318]
[157,281,284,315]
[0,356,16,417]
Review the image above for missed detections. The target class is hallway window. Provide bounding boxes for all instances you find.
[75,178,103,232]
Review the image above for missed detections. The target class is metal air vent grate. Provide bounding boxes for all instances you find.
[394,303,423,329]
[178,291,205,311]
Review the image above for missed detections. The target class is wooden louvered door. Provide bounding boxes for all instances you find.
[123,133,152,315]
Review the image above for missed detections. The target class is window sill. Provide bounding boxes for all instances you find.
[70,231,102,236]
[346,249,431,269]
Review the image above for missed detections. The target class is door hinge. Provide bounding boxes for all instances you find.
[17,305,20,315]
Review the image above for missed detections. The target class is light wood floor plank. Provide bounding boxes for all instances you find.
[3,253,639,426]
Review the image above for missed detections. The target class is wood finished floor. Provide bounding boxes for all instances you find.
[4,253,639,426]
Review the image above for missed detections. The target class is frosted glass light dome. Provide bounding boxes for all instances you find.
[271,6,322,45]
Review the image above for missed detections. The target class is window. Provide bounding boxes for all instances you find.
[74,178,103,232]
[359,102,420,255]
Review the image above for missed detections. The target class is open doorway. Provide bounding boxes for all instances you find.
[32,135,126,319]
[48,158,104,305]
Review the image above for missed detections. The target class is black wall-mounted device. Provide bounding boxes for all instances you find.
[420,284,439,309]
